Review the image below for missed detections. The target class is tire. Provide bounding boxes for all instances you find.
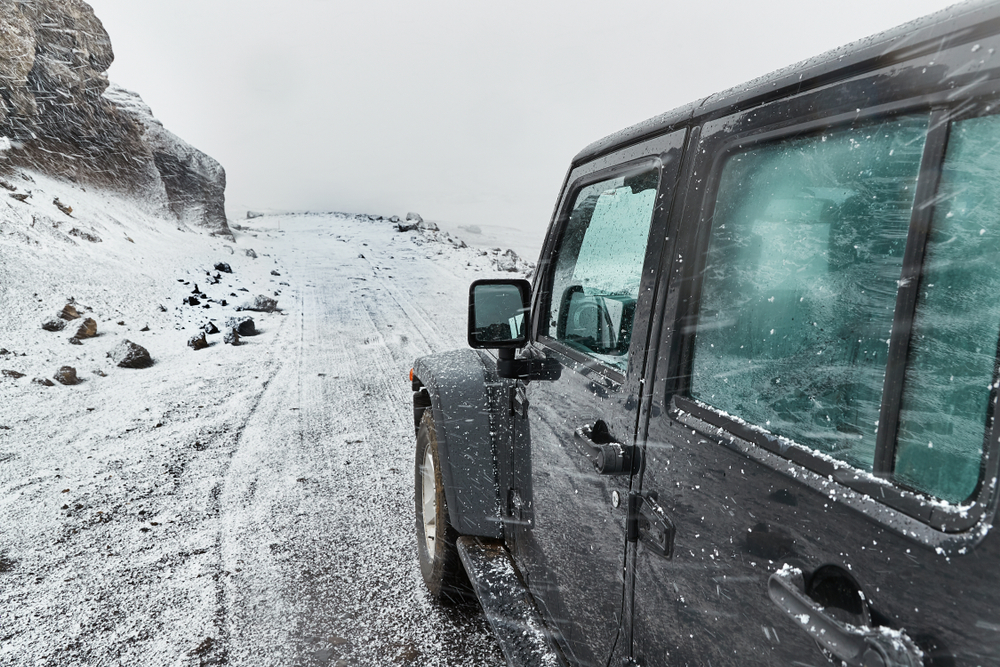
[414,409,467,600]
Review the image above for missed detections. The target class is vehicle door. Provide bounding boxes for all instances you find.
[507,130,685,667]
[632,66,1000,665]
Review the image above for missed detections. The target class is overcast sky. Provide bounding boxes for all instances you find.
[86,0,962,254]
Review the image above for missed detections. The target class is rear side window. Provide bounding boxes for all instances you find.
[691,116,928,473]
[895,115,1000,502]
[690,112,1000,505]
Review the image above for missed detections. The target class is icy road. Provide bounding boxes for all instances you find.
[0,202,523,666]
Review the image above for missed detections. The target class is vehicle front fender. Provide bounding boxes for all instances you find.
[413,348,503,539]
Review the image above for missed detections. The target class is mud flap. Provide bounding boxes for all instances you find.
[456,536,565,667]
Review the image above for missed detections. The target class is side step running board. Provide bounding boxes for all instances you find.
[456,536,565,667]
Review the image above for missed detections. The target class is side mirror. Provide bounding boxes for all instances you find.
[468,279,532,349]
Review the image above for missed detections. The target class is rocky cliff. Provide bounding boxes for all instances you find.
[0,0,231,238]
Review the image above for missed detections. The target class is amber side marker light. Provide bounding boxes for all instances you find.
[409,368,414,383]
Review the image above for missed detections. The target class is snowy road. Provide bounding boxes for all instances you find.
[217,216,506,666]
[0,204,525,666]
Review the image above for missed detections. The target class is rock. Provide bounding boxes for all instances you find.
[41,317,65,332]
[243,295,277,313]
[139,324,150,332]
[245,248,257,259]
[405,212,423,223]
[53,366,79,385]
[396,220,419,232]
[270,270,280,276]
[191,283,200,294]
[116,321,124,326]
[92,369,107,377]
[32,377,54,387]
[53,197,72,216]
[225,315,255,336]
[203,321,219,335]
[0,3,228,243]
[496,249,521,272]
[223,328,241,345]
[187,332,208,351]
[184,296,201,306]
[68,228,101,243]
[418,220,439,232]
[74,318,97,339]
[158,305,167,312]
[109,339,152,369]
[389,215,400,223]
[59,303,80,320]
[69,337,82,345]
[10,192,29,202]
[103,84,232,240]
[2,370,25,379]
[214,262,232,273]
[246,211,264,219]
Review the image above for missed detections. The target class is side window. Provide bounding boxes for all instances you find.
[543,168,658,373]
[689,111,1000,506]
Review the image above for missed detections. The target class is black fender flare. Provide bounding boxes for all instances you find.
[413,348,503,539]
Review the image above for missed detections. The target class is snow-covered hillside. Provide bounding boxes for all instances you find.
[0,173,529,665]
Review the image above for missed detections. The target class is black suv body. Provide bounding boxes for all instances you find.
[412,3,1000,665]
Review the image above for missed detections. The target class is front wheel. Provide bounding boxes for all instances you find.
[414,410,466,599]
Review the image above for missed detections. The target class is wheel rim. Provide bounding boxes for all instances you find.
[421,445,437,555]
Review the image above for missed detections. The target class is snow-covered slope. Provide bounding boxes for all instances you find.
[0,175,527,665]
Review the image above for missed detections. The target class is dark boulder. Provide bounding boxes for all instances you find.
[243,295,277,313]
[41,317,65,332]
[53,366,79,385]
[74,318,97,339]
[2,370,25,379]
[223,328,241,346]
[109,340,152,369]
[214,262,232,273]
[59,303,80,320]
[203,321,219,335]
[187,332,208,350]
[225,316,255,336]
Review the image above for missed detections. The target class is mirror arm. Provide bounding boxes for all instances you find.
[496,348,561,382]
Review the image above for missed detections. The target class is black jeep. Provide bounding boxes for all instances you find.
[412,3,1000,665]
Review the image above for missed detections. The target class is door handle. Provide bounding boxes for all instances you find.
[574,421,634,475]
[768,565,923,667]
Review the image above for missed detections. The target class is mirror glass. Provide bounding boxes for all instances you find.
[472,284,527,344]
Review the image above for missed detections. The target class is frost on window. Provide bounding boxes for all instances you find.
[690,116,928,471]
[546,168,658,372]
[895,115,1000,503]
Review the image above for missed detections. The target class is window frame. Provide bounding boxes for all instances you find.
[668,99,1000,534]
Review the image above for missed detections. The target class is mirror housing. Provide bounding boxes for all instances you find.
[468,279,532,349]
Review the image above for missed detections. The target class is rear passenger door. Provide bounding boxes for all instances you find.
[509,131,684,666]
[634,92,1000,664]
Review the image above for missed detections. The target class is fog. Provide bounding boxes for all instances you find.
[87,0,961,254]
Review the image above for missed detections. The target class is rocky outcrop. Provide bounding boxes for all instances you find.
[105,84,230,238]
[0,0,230,238]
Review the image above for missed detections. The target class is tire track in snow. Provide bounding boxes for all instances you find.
[217,215,504,666]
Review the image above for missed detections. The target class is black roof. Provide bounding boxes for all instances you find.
[573,0,1000,166]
